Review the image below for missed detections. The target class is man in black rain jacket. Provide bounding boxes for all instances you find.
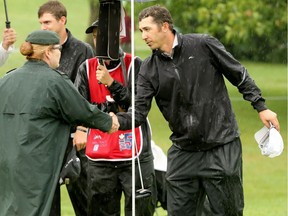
[117,5,280,216]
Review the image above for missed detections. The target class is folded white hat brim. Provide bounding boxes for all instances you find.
[254,126,284,158]
[151,140,167,172]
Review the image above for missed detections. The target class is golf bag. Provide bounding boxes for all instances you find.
[96,0,121,60]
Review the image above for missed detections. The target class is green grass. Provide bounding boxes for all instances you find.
[1,1,287,215]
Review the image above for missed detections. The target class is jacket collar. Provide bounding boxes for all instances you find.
[153,29,182,59]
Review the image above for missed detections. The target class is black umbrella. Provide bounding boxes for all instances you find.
[3,0,10,28]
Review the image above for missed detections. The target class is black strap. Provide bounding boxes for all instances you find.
[119,52,127,86]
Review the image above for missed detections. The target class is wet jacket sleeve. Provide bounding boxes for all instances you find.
[74,60,90,101]
[107,80,131,111]
[117,58,154,130]
[108,56,142,111]
[205,35,267,112]
[0,43,12,67]
[54,75,112,132]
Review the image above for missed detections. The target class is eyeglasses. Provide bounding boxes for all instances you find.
[52,45,62,51]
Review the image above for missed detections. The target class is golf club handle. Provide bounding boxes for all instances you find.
[5,21,10,28]
[5,21,11,28]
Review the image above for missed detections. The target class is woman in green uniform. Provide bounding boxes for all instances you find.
[0,30,118,216]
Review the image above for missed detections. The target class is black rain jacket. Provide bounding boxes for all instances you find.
[58,29,94,82]
[118,32,267,151]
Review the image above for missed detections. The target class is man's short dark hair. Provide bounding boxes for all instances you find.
[138,5,173,31]
[38,1,67,22]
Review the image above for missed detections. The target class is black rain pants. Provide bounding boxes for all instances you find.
[87,159,157,216]
[166,138,244,216]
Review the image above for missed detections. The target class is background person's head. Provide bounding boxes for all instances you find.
[38,1,67,38]
[20,30,61,69]
[85,20,98,48]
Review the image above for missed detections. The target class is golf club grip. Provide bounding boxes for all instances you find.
[5,21,10,28]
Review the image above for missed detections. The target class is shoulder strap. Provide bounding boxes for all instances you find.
[5,68,17,74]
[120,55,127,86]
[119,52,132,86]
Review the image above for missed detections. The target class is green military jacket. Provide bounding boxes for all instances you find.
[0,60,112,216]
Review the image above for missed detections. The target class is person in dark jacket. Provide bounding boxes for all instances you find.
[116,5,281,216]
[37,1,95,215]
[0,30,118,216]
[73,20,157,216]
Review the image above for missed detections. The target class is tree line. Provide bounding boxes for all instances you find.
[89,0,287,64]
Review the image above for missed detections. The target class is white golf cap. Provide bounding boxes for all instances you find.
[254,125,284,158]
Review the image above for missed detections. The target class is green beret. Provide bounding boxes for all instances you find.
[26,30,60,45]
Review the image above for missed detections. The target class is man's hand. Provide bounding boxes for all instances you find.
[73,126,88,151]
[259,109,280,131]
[2,28,16,50]
[96,62,114,86]
[108,112,119,134]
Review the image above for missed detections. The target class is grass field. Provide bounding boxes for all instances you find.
[0,1,287,215]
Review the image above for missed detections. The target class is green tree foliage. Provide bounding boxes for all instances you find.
[166,0,287,63]
[94,0,286,63]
